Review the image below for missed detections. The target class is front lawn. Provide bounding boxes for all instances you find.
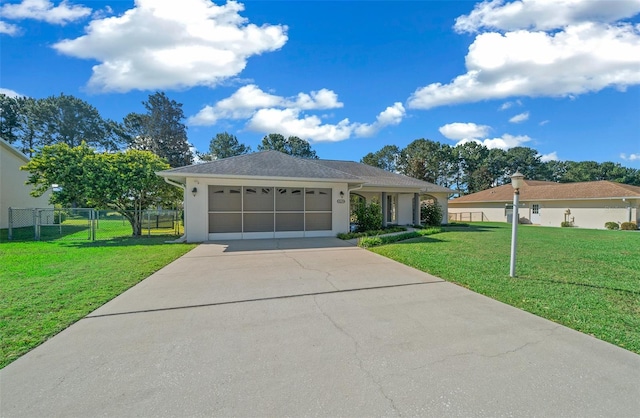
[0,237,197,368]
[370,223,640,354]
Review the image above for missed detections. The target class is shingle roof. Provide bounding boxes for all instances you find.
[159,150,454,193]
[312,159,454,193]
[449,180,640,204]
[160,151,362,181]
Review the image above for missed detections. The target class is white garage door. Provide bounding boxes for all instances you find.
[208,186,332,237]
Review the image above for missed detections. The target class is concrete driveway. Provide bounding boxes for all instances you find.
[2,238,639,417]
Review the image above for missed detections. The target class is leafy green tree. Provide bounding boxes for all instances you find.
[22,143,180,236]
[22,142,93,207]
[562,161,601,182]
[205,132,251,160]
[125,92,193,167]
[37,93,122,151]
[0,93,21,144]
[504,146,543,180]
[399,139,454,186]
[258,133,318,159]
[361,145,401,172]
[540,160,568,183]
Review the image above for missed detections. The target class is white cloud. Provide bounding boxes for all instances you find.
[440,121,530,150]
[52,0,288,92]
[459,133,531,150]
[539,119,549,126]
[439,122,490,140]
[0,0,91,25]
[188,85,344,126]
[247,108,354,142]
[0,20,19,35]
[539,151,559,162]
[354,103,405,137]
[509,111,529,123]
[189,84,404,142]
[246,102,405,143]
[454,0,640,33]
[0,87,22,97]
[620,153,640,161]
[409,0,640,110]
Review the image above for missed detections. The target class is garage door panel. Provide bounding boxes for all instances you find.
[276,213,304,231]
[305,213,332,231]
[209,186,241,211]
[244,187,274,211]
[276,188,304,211]
[306,188,332,211]
[244,213,274,232]
[209,213,242,233]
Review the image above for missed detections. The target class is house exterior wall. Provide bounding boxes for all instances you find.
[448,198,639,229]
[1,141,51,229]
[532,199,638,229]
[356,190,449,225]
[183,177,350,242]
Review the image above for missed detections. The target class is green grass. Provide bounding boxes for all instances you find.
[370,223,640,354]
[0,236,197,368]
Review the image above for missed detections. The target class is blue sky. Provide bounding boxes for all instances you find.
[1,0,639,167]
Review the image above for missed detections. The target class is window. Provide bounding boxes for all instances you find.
[532,204,540,214]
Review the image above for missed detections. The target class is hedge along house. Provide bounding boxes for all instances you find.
[448,179,640,229]
[157,150,453,242]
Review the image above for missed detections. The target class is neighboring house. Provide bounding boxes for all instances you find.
[0,138,51,229]
[448,180,640,229]
[158,150,453,242]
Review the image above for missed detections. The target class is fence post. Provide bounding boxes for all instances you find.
[8,208,13,240]
[147,211,151,237]
[33,209,39,240]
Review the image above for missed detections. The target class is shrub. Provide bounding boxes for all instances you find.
[604,222,619,230]
[620,222,638,231]
[352,202,383,232]
[53,211,67,224]
[420,201,443,226]
[560,221,573,227]
[357,227,442,248]
[337,226,405,240]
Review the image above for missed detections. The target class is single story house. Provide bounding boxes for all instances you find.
[448,179,640,229]
[0,138,51,229]
[158,150,453,242]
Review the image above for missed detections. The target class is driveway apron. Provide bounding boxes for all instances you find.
[2,237,639,417]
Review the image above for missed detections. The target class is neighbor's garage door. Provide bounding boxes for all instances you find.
[208,186,332,235]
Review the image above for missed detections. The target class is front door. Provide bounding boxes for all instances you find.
[531,203,541,224]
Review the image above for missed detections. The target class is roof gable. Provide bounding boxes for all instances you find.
[450,180,640,203]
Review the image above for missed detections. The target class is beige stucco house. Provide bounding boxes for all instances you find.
[0,138,51,229]
[448,180,640,229]
[158,150,453,242]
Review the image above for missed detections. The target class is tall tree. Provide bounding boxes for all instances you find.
[361,145,401,172]
[504,146,543,180]
[205,132,251,160]
[125,92,193,167]
[399,139,453,186]
[23,144,180,236]
[258,133,318,159]
[38,93,121,151]
[0,93,21,144]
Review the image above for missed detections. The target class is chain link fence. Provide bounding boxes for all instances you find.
[6,208,183,241]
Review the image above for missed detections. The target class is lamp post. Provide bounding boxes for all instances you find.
[509,171,525,277]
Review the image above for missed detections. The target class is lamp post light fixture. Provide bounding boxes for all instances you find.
[509,171,525,277]
[191,187,198,197]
